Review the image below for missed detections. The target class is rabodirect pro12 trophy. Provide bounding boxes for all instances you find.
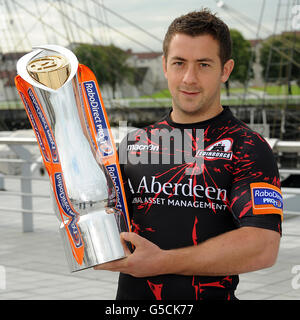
[15,45,131,272]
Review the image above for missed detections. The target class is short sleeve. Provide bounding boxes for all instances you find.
[229,132,283,234]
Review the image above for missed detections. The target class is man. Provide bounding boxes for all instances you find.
[95,9,283,300]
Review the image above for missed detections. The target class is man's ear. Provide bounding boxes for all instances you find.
[221,59,234,83]
[162,55,168,79]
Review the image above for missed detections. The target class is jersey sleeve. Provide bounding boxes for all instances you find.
[229,132,283,234]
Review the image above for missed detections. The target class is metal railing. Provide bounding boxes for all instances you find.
[0,137,51,232]
[110,95,300,108]
[0,137,299,232]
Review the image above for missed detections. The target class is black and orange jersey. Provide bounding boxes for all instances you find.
[116,106,283,300]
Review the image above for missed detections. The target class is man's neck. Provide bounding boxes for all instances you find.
[170,104,224,124]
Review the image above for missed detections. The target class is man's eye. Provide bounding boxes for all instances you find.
[200,63,209,68]
[173,61,183,66]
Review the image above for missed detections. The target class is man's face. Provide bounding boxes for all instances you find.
[163,33,233,121]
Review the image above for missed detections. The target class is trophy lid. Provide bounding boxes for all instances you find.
[26,55,70,90]
[17,45,78,92]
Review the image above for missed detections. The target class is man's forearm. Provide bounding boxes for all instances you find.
[94,226,280,278]
[162,226,280,276]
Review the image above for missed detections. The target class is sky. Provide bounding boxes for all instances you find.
[0,0,299,53]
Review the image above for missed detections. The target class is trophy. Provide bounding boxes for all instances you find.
[15,45,131,272]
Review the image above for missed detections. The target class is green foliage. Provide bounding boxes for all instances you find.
[259,33,300,85]
[73,43,135,97]
[229,29,254,84]
[254,84,300,95]
[141,89,171,99]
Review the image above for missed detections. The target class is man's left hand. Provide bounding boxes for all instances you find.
[93,232,167,278]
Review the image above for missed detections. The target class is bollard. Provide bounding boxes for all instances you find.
[9,145,33,232]
[0,173,4,191]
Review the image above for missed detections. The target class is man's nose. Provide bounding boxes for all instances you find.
[182,65,198,85]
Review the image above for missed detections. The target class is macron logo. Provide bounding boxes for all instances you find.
[127,144,159,152]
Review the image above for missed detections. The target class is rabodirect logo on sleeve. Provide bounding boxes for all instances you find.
[250,182,283,220]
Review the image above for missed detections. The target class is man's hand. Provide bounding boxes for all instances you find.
[93,232,167,278]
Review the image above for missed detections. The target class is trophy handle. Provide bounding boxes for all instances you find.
[76,64,132,234]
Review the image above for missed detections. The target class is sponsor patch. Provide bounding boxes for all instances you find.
[250,182,283,220]
[127,144,159,152]
[196,138,233,160]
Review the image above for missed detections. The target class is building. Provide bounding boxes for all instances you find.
[0,52,26,102]
[248,38,264,87]
[124,50,167,97]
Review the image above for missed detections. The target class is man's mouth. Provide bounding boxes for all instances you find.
[179,89,201,96]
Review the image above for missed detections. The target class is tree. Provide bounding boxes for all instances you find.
[259,33,300,94]
[73,43,134,98]
[226,29,254,96]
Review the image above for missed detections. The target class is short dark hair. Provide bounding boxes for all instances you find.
[163,9,232,67]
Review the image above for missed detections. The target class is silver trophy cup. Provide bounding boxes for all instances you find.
[16,45,128,272]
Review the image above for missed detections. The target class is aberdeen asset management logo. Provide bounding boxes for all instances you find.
[196,138,233,160]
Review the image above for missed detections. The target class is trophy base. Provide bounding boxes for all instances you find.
[59,208,125,272]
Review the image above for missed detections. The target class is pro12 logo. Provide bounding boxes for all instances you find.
[250,182,283,220]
